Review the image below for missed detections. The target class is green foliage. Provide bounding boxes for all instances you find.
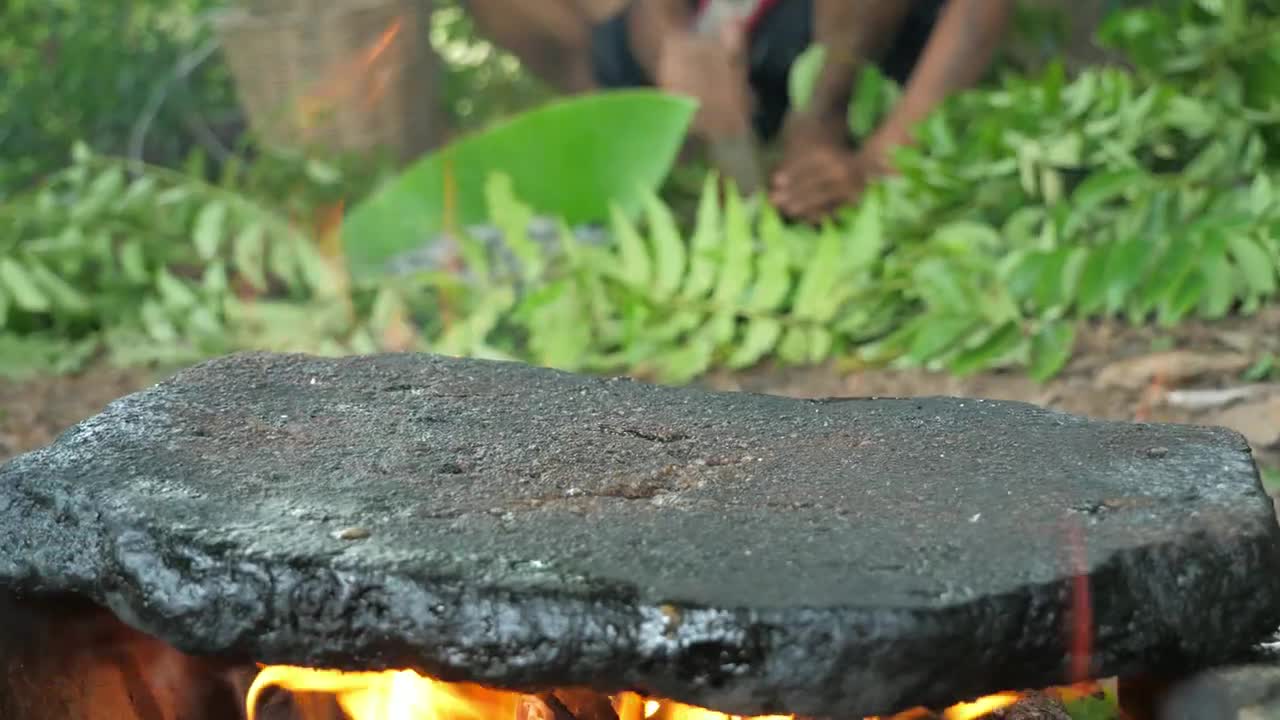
[4,0,1280,385]
[0,144,357,373]
[341,90,697,281]
[0,0,237,197]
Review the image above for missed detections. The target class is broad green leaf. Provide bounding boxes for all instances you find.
[909,314,979,364]
[681,173,723,301]
[1033,247,1070,311]
[0,258,50,312]
[949,321,1025,375]
[1158,271,1205,326]
[1135,234,1198,317]
[1227,234,1277,296]
[234,222,269,291]
[1005,250,1048,303]
[0,285,9,327]
[1065,168,1145,237]
[1075,246,1109,315]
[1059,246,1091,310]
[1103,238,1149,314]
[914,258,972,311]
[1029,321,1076,381]
[1199,251,1236,319]
[341,91,696,280]
[192,201,228,261]
[932,219,1002,254]
[645,192,686,301]
[727,317,783,369]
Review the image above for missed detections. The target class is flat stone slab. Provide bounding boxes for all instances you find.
[3,352,1280,718]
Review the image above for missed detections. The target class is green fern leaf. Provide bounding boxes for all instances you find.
[777,325,810,365]
[726,317,782,369]
[0,257,50,312]
[843,189,885,272]
[706,311,737,345]
[609,204,652,290]
[792,224,846,321]
[192,201,228,261]
[657,336,715,385]
[645,192,687,301]
[806,326,834,363]
[712,185,752,305]
[28,259,90,313]
[748,205,791,312]
[486,173,543,280]
[233,222,268,291]
[681,174,722,301]
[519,280,592,370]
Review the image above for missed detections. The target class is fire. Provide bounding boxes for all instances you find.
[245,666,1073,720]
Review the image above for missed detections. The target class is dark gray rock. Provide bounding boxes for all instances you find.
[2,352,1279,718]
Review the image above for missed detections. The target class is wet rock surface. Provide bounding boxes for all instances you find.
[2,352,1280,718]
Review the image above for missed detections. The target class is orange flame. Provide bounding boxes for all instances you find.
[245,666,1072,720]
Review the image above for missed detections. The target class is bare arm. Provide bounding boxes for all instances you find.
[871,0,1014,147]
[800,1,912,131]
[628,0,698,78]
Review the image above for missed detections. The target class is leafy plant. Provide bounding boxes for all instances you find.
[403,0,1280,383]
[341,90,697,281]
[0,0,237,197]
[0,144,356,373]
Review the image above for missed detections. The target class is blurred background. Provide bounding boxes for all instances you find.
[1,0,1278,491]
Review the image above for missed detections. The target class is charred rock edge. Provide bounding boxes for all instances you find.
[5,468,1280,719]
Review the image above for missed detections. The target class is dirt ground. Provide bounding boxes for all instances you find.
[2,310,1279,477]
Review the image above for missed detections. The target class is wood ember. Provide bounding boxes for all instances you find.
[517,690,619,720]
[983,692,1071,719]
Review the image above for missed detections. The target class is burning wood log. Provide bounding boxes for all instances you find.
[982,692,1071,720]
[517,689,620,720]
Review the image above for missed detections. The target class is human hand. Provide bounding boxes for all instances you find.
[769,129,899,222]
[654,28,753,139]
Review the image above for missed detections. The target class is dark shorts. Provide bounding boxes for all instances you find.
[590,0,942,140]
